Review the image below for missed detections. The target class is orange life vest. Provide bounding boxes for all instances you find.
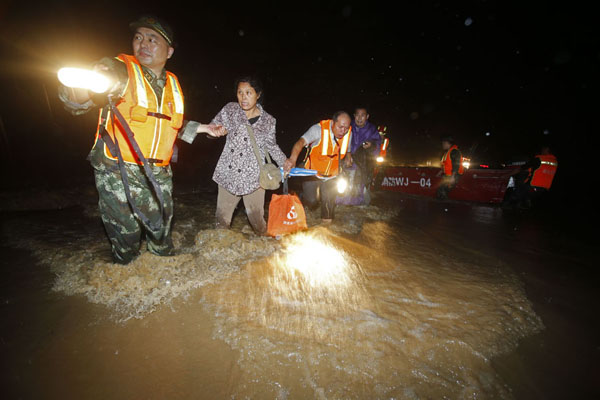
[529,154,557,189]
[441,145,464,176]
[94,54,184,167]
[305,120,352,177]
[380,137,389,157]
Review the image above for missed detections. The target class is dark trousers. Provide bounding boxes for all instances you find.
[215,185,267,234]
[302,178,339,219]
[505,182,547,209]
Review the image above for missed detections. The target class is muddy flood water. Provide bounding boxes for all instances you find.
[1,182,598,399]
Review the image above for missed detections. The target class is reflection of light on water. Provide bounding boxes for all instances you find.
[252,231,368,339]
[204,223,544,399]
[267,231,366,307]
[275,234,352,291]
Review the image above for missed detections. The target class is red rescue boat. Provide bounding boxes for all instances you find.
[375,166,516,204]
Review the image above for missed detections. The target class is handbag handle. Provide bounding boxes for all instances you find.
[283,176,289,195]
[246,124,273,166]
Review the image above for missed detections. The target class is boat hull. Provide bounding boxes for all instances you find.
[375,166,514,203]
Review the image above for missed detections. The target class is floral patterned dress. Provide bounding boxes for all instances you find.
[211,102,287,196]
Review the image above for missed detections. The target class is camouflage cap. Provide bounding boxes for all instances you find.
[129,15,175,46]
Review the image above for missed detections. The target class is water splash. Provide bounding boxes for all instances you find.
[203,222,543,399]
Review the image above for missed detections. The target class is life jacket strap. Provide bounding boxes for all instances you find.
[147,111,172,121]
[98,98,167,233]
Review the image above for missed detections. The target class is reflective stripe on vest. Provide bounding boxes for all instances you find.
[321,127,329,156]
[380,138,389,157]
[530,154,557,189]
[95,54,184,167]
[131,62,149,108]
[340,129,350,154]
[169,75,184,114]
[307,120,352,177]
[320,126,351,156]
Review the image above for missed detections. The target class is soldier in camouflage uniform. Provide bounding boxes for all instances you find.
[59,15,225,264]
[90,146,175,262]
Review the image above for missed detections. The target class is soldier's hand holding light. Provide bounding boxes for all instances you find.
[57,67,113,94]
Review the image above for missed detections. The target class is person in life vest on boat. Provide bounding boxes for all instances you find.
[436,135,464,200]
[284,111,352,223]
[506,145,558,209]
[59,15,226,264]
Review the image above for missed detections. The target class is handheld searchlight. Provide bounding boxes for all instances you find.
[57,67,112,94]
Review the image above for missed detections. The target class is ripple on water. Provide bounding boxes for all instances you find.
[4,194,543,398]
[202,222,543,399]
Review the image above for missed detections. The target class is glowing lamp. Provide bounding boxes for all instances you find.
[57,67,112,94]
[376,156,384,163]
[336,177,348,194]
[462,161,470,169]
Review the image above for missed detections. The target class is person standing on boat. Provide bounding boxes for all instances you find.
[436,136,464,200]
[284,111,352,223]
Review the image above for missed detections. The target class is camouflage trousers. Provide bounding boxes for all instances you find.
[93,161,174,264]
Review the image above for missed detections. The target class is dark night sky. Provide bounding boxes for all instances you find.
[0,0,597,200]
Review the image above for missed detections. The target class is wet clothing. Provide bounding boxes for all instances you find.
[350,120,381,155]
[59,55,197,263]
[215,185,266,234]
[211,102,287,196]
[92,148,173,264]
[352,144,375,190]
[337,144,374,206]
[302,177,340,220]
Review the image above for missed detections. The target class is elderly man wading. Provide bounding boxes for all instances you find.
[285,111,353,223]
[59,15,225,264]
